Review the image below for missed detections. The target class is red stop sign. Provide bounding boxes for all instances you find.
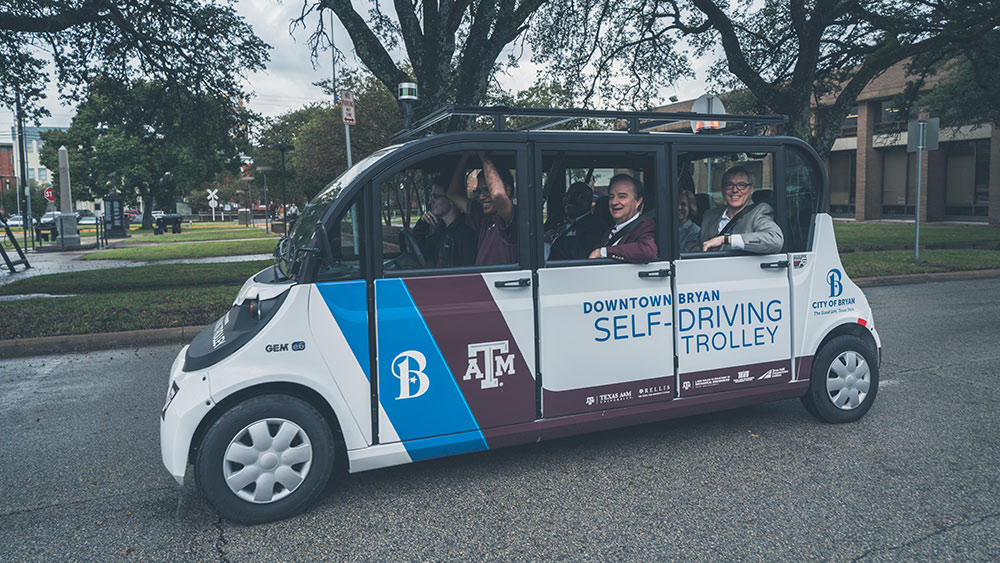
[43,186,55,202]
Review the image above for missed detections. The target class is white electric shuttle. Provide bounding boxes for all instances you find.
[161,106,881,523]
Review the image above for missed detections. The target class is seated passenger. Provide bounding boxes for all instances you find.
[699,166,783,254]
[448,152,517,265]
[412,182,478,267]
[588,174,657,263]
[678,189,701,253]
[546,182,607,260]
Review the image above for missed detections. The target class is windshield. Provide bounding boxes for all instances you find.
[279,144,401,278]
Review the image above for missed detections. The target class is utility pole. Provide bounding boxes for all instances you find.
[15,90,32,249]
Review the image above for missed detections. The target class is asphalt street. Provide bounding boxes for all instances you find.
[1,278,998,561]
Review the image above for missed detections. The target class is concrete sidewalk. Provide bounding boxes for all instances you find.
[0,246,271,286]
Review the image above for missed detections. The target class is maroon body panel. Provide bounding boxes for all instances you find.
[481,380,809,449]
[542,375,673,418]
[679,359,792,397]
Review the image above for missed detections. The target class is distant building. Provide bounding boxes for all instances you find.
[654,62,998,225]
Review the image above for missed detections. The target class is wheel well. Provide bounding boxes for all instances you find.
[814,322,877,359]
[188,382,345,464]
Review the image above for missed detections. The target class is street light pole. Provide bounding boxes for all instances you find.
[256,165,272,233]
[271,143,294,235]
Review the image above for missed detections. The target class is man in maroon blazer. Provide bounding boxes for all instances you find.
[588,174,657,263]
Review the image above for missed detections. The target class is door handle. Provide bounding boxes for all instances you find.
[494,278,531,288]
[760,260,789,270]
[637,268,672,279]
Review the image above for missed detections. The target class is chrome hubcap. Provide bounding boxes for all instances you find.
[826,351,871,410]
[223,418,313,504]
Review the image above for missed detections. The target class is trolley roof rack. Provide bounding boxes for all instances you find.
[391,104,788,143]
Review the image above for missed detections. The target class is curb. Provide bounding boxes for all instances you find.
[4,269,1000,360]
[0,325,209,360]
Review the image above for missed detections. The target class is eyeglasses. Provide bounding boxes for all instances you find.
[722,182,752,192]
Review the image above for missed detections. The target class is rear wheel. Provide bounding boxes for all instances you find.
[196,395,334,524]
[802,335,879,423]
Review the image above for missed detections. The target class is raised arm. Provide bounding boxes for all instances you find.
[479,152,513,222]
[448,152,472,211]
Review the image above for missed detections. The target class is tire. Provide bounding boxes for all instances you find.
[195,395,334,524]
[802,334,879,424]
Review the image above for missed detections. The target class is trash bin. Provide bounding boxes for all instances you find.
[238,209,251,226]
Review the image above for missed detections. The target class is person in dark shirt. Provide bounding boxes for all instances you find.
[448,151,517,265]
[545,181,607,260]
[589,174,657,263]
[412,182,478,267]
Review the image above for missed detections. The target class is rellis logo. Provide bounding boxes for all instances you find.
[464,340,515,389]
[827,268,843,298]
[392,350,430,400]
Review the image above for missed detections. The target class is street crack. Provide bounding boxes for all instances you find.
[852,511,1000,561]
[214,516,231,562]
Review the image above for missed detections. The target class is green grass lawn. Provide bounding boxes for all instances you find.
[124,228,277,244]
[81,238,278,261]
[834,223,1000,251]
[841,249,1000,278]
[0,286,237,340]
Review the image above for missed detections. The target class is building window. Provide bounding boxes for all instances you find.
[38,168,47,181]
[944,139,990,219]
[839,105,858,138]
[28,168,36,180]
[829,151,856,215]
[880,147,917,216]
[874,100,907,134]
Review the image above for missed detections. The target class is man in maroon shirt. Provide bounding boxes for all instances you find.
[448,152,518,265]
[588,174,657,263]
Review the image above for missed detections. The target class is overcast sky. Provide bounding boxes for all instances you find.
[1,1,710,138]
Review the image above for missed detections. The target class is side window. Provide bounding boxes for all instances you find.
[541,151,658,264]
[380,151,519,271]
[786,145,823,252]
[677,150,782,255]
[315,194,364,282]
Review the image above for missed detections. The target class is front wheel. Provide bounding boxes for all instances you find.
[802,335,879,424]
[195,395,334,524]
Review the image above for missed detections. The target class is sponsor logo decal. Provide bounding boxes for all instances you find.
[828,268,843,298]
[463,340,515,389]
[733,369,754,383]
[292,341,306,351]
[793,254,808,269]
[757,366,789,380]
[393,350,430,400]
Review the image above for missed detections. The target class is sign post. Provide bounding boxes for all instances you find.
[907,117,939,264]
[341,89,355,168]
[207,188,219,221]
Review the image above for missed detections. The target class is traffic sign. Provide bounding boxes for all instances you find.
[690,94,727,132]
[341,89,356,125]
[43,186,55,202]
[208,199,218,208]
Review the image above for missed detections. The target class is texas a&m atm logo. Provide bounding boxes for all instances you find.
[464,340,515,389]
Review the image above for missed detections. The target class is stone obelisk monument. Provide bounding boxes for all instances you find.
[57,145,81,247]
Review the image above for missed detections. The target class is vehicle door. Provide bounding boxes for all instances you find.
[372,143,536,458]
[535,144,676,417]
[672,145,793,397]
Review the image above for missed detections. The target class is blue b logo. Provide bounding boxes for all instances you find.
[827,269,843,298]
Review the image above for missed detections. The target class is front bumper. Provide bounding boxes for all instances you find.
[160,345,215,485]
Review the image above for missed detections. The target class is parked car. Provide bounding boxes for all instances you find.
[40,211,61,225]
[5,214,36,227]
[78,215,98,226]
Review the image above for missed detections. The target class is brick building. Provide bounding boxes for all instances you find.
[656,62,998,225]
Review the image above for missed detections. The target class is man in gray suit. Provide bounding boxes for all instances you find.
[699,166,783,254]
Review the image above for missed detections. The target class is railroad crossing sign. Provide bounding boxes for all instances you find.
[44,186,55,202]
[207,188,219,209]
